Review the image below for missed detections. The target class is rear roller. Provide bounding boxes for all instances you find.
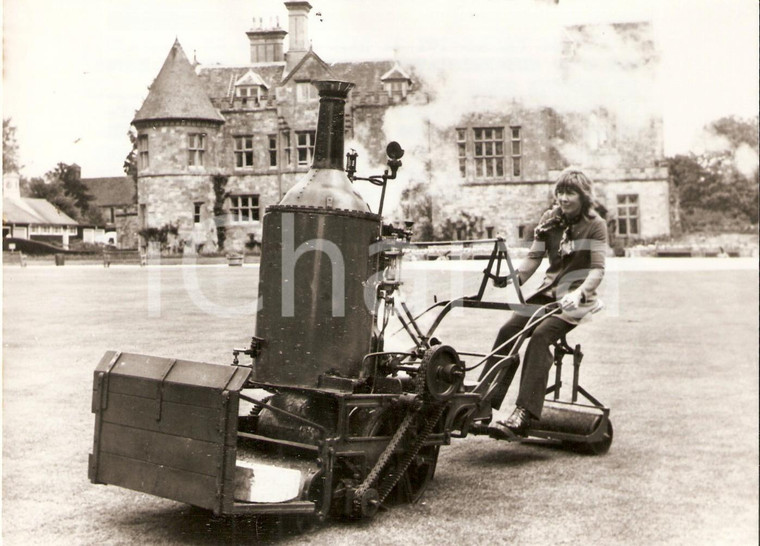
[529,401,613,456]
[563,419,613,455]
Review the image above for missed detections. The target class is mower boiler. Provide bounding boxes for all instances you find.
[89,80,613,525]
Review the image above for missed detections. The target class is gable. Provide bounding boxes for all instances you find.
[380,64,411,82]
[281,50,335,85]
[235,70,269,88]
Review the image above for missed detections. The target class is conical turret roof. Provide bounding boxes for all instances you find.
[133,40,224,125]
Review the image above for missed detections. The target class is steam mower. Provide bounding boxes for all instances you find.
[89,80,612,526]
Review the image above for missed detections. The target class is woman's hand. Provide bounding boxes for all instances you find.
[560,289,585,311]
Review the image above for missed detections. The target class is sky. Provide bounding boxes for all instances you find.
[2,0,758,179]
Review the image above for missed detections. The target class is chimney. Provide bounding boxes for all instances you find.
[284,1,312,70]
[246,17,287,63]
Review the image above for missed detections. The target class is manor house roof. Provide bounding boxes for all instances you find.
[197,64,286,106]
[133,40,224,125]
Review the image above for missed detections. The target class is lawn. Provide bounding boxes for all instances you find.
[2,259,758,545]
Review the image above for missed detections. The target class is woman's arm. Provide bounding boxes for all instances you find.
[517,254,543,284]
[518,209,555,283]
[561,218,608,309]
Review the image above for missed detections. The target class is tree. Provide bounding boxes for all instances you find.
[212,175,229,250]
[25,177,81,220]
[708,116,759,150]
[667,116,759,232]
[138,223,179,252]
[23,163,105,225]
[82,207,106,226]
[3,118,21,173]
[439,212,484,241]
[123,126,139,209]
[48,162,94,213]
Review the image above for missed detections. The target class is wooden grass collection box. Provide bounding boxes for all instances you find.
[89,351,251,515]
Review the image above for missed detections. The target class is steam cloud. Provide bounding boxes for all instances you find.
[371,0,664,214]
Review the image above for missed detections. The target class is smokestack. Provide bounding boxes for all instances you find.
[280,80,370,212]
[311,80,353,170]
[284,1,311,70]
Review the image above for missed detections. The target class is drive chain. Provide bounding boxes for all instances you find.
[351,407,418,517]
[375,402,445,505]
[352,352,444,517]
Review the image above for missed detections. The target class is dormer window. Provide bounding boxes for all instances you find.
[384,80,409,98]
[234,70,269,106]
[380,63,412,99]
[236,86,259,99]
[235,85,267,106]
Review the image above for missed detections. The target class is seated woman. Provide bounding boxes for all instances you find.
[486,168,608,437]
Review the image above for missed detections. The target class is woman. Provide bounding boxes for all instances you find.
[486,168,608,438]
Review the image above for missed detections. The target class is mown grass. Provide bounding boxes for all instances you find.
[2,262,758,545]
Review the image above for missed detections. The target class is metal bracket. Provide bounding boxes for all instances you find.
[94,351,122,412]
[232,336,266,365]
[155,359,178,421]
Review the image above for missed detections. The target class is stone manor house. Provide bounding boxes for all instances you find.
[132,1,670,253]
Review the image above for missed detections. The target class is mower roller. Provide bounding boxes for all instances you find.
[89,79,612,526]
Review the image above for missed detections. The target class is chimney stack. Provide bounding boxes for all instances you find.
[284,1,312,70]
[246,17,287,63]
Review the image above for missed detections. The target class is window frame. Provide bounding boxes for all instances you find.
[137,134,149,169]
[296,130,316,167]
[188,133,206,167]
[616,194,640,236]
[268,134,278,168]
[282,131,291,167]
[193,202,203,224]
[295,81,317,102]
[473,127,505,180]
[229,194,261,223]
[510,126,522,178]
[385,80,408,98]
[456,128,467,178]
[234,135,255,169]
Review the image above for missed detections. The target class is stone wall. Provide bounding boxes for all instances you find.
[435,165,670,246]
[604,179,670,239]
[114,207,139,249]
[138,174,218,251]
[137,123,222,175]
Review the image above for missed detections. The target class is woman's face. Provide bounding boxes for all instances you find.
[556,188,583,217]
